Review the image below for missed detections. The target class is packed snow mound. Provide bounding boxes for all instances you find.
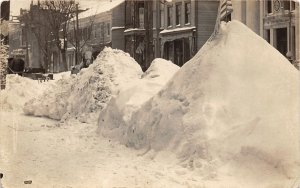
[98,58,179,137]
[142,58,179,81]
[0,75,50,111]
[101,21,300,187]
[24,47,143,121]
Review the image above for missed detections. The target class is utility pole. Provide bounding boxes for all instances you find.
[75,3,79,65]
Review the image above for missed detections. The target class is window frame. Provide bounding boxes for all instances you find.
[167,5,173,27]
[175,3,182,26]
[184,1,191,25]
[107,22,110,36]
[160,3,164,28]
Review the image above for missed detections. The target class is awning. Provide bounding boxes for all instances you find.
[160,27,196,43]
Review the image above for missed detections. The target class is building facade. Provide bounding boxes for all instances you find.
[9,0,125,73]
[153,0,218,67]
[125,0,218,69]
[232,0,299,68]
[9,4,47,69]
[124,0,153,71]
[65,0,125,71]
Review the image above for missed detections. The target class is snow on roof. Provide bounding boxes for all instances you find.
[78,0,124,20]
[160,26,196,34]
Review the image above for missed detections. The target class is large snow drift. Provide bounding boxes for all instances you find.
[23,48,143,121]
[0,75,50,111]
[98,58,179,137]
[100,21,300,187]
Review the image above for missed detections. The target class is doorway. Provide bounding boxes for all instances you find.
[276,28,288,57]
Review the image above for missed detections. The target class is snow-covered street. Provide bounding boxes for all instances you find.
[0,111,199,188]
[0,20,299,188]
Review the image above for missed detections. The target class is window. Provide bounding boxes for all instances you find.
[185,2,191,24]
[291,0,296,11]
[267,0,272,14]
[87,27,91,39]
[125,1,132,27]
[139,7,145,28]
[160,3,164,27]
[265,29,270,43]
[101,24,104,39]
[176,3,181,25]
[21,29,26,46]
[283,0,290,10]
[83,28,88,40]
[107,23,110,36]
[292,26,296,59]
[167,6,172,27]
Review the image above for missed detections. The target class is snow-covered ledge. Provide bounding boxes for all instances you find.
[160,26,196,35]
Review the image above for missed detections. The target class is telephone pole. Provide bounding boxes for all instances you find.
[75,3,79,65]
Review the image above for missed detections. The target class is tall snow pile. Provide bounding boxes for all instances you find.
[98,58,179,137]
[0,75,49,111]
[101,21,300,187]
[23,48,143,122]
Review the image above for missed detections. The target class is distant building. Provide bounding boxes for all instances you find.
[232,0,299,68]
[9,4,46,69]
[65,0,125,70]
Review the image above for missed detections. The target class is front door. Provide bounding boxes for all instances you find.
[276,28,288,57]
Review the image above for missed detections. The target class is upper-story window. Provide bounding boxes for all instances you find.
[267,0,272,14]
[160,3,164,28]
[125,1,132,28]
[83,28,87,40]
[138,6,145,28]
[176,3,182,26]
[291,1,296,10]
[101,24,104,38]
[185,2,191,24]
[282,0,290,10]
[87,26,91,40]
[167,6,172,27]
[107,23,110,36]
[21,28,26,46]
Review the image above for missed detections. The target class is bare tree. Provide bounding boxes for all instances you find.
[67,5,97,66]
[19,0,77,72]
[40,0,77,71]
[19,8,51,70]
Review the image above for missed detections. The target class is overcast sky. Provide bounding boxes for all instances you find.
[7,0,106,17]
[5,0,300,18]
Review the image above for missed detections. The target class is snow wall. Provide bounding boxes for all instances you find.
[23,48,143,121]
[98,58,179,136]
[0,75,49,111]
[98,21,300,187]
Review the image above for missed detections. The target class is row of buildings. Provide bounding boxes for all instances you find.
[8,0,300,72]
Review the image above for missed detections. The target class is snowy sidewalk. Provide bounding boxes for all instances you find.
[0,112,199,188]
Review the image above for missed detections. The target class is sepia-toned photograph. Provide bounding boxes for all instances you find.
[0,0,299,187]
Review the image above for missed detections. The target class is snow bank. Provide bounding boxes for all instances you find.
[0,75,49,111]
[98,58,179,137]
[100,21,300,187]
[23,47,142,122]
